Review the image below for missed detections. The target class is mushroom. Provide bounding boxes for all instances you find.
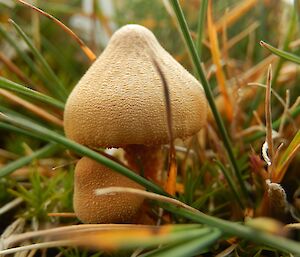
[74,157,144,223]
[64,24,207,223]
[64,24,207,182]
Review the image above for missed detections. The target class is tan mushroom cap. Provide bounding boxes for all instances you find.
[64,24,207,148]
[74,157,144,224]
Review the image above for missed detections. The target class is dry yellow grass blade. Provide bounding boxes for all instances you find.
[0,240,74,255]
[245,217,287,236]
[285,223,300,229]
[47,212,76,217]
[278,63,299,84]
[5,224,154,247]
[207,0,233,121]
[215,0,258,32]
[2,224,201,255]
[7,165,53,178]
[0,148,18,160]
[225,22,259,51]
[240,55,276,83]
[265,65,274,173]
[1,228,173,255]
[95,187,198,213]
[215,244,237,257]
[67,226,172,251]
[0,52,34,86]
[0,89,63,127]
[16,0,96,62]
[95,6,113,37]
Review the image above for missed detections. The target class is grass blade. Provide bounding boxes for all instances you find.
[260,40,300,65]
[0,226,212,255]
[207,1,233,121]
[0,122,44,140]
[0,52,34,86]
[195,0,208,57]
[70,226,213,251]
[163,204,300,255]
[215,160,244,209]
[9,19,68,101]
[0,143,59,177]
[246,104,300,142]
[0,25,49,87]
[272,6,297,87]
[0,105,60,129]
[141,229,221,257]
[0,77,65,109]
[4,224,202,247]
[275,130,300,181]
[168,0,249,201]
[265,66,274,167]
[16,0,96,62]
[214,0,258,32]
[0,113,167,196]
[95,188,300,254]
[0,89,63,127]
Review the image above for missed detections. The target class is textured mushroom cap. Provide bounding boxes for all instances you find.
[64,24,207,148]
[74,157,144,224]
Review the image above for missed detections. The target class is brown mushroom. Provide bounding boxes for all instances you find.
[64,24,207,183]
[73,157,144,224]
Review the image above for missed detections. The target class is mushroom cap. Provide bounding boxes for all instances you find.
[74,157,144,224]
[64,24,207,148]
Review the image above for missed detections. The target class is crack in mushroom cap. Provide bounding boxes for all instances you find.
[64,24,207,148]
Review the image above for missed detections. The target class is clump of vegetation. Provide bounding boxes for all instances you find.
[0,0,300,256]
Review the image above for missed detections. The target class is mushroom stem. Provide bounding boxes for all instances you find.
[124,145,164,184]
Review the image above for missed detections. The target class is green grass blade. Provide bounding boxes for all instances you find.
[245,6,297,127]
[0,122,45,140]
[272,6,297,87]
[141,229,221,257]
[275,130,300,179]
[168,0,249,201]
[0,113,167,196]
[0,143,59,177]
[0,106,64,137]
[117,227,214,250]
[0,25,49,87]
[0,105,62,130]
[163,205,300,255]
[9,19,68,101]
[260,40,300,65]
[195,0,208,57]
[0,77,65,109]
[191,187,221,210]
[246,104,300,142]
[215,160,244,209]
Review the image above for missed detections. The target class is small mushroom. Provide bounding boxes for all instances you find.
[74,157,144,224]
[64,24,207,183]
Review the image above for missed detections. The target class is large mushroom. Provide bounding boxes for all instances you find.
[64,24,207,223]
